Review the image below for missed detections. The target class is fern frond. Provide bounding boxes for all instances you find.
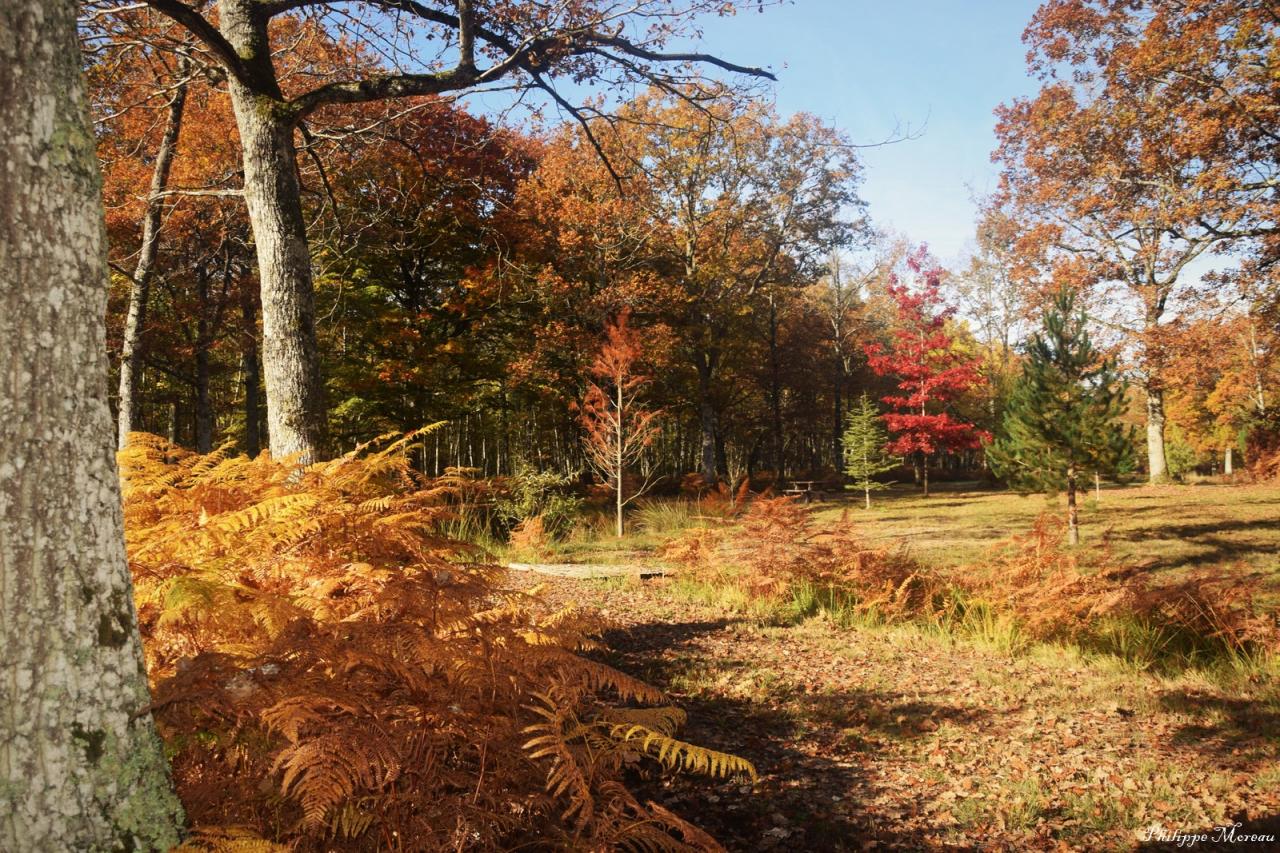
[173,826,291,852]
[604,723,757,781]
[598,706,687,737]
[206,493,319,535]
[272,732,401,828]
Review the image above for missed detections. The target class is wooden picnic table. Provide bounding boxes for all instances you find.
[783,479,829,503]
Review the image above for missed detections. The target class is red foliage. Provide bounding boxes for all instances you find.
[864,246,988,458]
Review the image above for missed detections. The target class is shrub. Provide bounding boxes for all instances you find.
[633,498,698,534]
[664,496,936,620]
[1165,427,1202,481]
[494,464,584,540]
[121,433,752,850]
[666,497,1278,673]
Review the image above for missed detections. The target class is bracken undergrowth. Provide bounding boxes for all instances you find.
[121,431,753,852]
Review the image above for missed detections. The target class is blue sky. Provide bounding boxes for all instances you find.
[682,0,1043,265]
[463,1,1044,265]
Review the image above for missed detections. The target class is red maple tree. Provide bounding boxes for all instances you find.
[865,246,987,496]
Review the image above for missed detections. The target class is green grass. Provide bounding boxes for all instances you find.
[811,479,1280,580]
[500,480,1280,583]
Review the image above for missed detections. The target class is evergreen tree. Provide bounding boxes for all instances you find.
[843,393,898,509]
[988,289,1133,544]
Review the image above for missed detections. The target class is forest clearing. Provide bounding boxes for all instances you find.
[3,0,1280,851]
[529,482,1280,582]
[502,482,1280,850]
[516,571,1280,851]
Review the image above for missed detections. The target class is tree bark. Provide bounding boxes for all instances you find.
[195,267,214,453]
[1066,469,1080,546]
[0,3,185,848]
[768,295,784,479]
[696,352,718,483]
[1145,383,1168,483]
[117,65,188,450]
[219,0,326,461]
[1224,446,1234,476]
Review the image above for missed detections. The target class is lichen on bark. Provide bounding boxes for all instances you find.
[0,2,185,849]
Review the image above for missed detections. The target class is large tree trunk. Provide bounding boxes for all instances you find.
[1145,383,1168,483]
[0,3,185,848]
[117,65,188,450]
[219,0,326,461]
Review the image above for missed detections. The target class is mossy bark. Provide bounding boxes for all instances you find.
[0,2,185,848]
[219,0,327,462]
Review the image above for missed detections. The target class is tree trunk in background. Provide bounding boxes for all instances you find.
[615,382,625,537]
[768,296,784,478]
[1224,446,1234,476]
[1066,469,1080,546]
[220,0,326,461]
[116,66,188,450]
[0,3,184,848]
[241,283,262,456]
[167,399,180,444]
[832,373,843,476]
[195,269,214,453]
[696,353,718,483]
[1145,383,1168,483]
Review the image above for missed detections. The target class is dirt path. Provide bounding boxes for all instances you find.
[509,573,1280,852]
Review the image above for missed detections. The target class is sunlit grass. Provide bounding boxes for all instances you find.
[811,480,1280,581]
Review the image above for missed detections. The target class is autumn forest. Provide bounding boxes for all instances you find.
[2,0,1279,851]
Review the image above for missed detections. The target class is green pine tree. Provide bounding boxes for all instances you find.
[843,393,898,508]
[988,288,1133,544]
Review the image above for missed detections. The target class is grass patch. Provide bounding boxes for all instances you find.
[812,480,1280,582]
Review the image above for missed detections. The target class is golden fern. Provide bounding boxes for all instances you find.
[123,432,738,850]
[603,722,758,781]
[172,827,291,852]
[598,705,687,736]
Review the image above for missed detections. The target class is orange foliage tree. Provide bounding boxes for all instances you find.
[990,0,1273,482]
[579,311,663,537]
[92,0,776,462]
[507,89,866,482]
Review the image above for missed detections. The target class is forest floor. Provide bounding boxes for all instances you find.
[509,570,1280,851]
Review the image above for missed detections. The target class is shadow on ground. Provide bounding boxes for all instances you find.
[596,618,987,851]
[1158,689,1280,759]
